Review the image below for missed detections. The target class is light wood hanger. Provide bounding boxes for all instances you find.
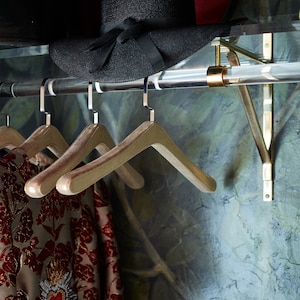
[0,115,25,150]
[0,114,53,166]
[19,124,69,159]
[18,79,69,162]
[0,114,25,149]
[25,82,144,198]
[0,126,25,150]
[56,78,217,195]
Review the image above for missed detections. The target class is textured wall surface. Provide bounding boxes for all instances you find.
[1,2,300,299]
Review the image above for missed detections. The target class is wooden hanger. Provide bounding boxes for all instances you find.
[56,121,217,195]
[19,124,69,159]
[25,82,144,198]
[0,125,56,166]
[18,79,69,162]
[0,126,25,150]
[55,78,217,195]
[0,114,25,149]
[0,113,54,166]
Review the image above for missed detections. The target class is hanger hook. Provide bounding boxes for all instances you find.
[0,113,10,126]
[48,79,56,96]
[40,78,51,126]
[95,82,103,94]
[143,77,154,122]
[88,82,99,124]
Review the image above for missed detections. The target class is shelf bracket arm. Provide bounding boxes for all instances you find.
[208,34,274,201]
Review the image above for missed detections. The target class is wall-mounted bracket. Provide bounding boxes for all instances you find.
[262,33,274,201]
[209,34,274,201]
[262,83,273,201]
[263,162,272,201]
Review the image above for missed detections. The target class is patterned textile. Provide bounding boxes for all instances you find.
[94,181,124,300]
[0,148,123,300]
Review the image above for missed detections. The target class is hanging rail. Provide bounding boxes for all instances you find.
[1,61,300,98]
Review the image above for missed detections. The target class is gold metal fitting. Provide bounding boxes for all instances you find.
[207,66,228,87]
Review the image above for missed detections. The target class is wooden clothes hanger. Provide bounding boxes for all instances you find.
[56,78,217,195]
[19,123,69,159]
[0,125,25,150]
[18,79,69,163]
[0,113,25,150]
[25,82,144,198]
[0,113,55,166]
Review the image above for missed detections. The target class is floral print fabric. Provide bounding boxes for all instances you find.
[0,148,123,299]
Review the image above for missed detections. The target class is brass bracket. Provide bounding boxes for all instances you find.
[210,34,274,201]
[262,84,273,200]
[262,33,274,201]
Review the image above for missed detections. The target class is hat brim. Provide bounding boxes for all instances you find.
[50,24,230,83]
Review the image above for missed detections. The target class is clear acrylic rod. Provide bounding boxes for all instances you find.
[1,62,300,98]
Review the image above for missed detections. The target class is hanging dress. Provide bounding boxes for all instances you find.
[0,148,123,300]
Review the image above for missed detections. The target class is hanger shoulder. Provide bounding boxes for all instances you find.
[151,126,217,194]
[19,125,69,159]
[77,125,144,189]
[0,126,26,149]
[56,121,216,195]
[25,124,144,198]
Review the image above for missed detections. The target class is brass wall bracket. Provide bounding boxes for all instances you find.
[211,34,274,201]
[262,33,274,201]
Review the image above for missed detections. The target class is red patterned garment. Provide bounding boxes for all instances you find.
[0,148,123,300]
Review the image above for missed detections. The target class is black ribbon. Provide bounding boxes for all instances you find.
[85,17,177,73]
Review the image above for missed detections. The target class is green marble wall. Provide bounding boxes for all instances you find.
[1,3,300,299]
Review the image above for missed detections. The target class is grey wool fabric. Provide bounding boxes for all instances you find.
[50,0,235,83]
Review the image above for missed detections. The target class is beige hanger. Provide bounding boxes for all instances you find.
[18,79,69,161]
[0,114,53,166]
[25,82,144,198]
[0,121,25,149]
[0,127,25,149]
[56,78,217,195]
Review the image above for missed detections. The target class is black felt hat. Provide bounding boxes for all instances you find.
[50,0,236,83]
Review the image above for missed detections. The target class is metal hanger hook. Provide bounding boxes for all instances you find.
[40,78,51,126]
[0,113,10,126]
[143,77,155,122]
[88,82,99,124]
[48,79,57,96]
